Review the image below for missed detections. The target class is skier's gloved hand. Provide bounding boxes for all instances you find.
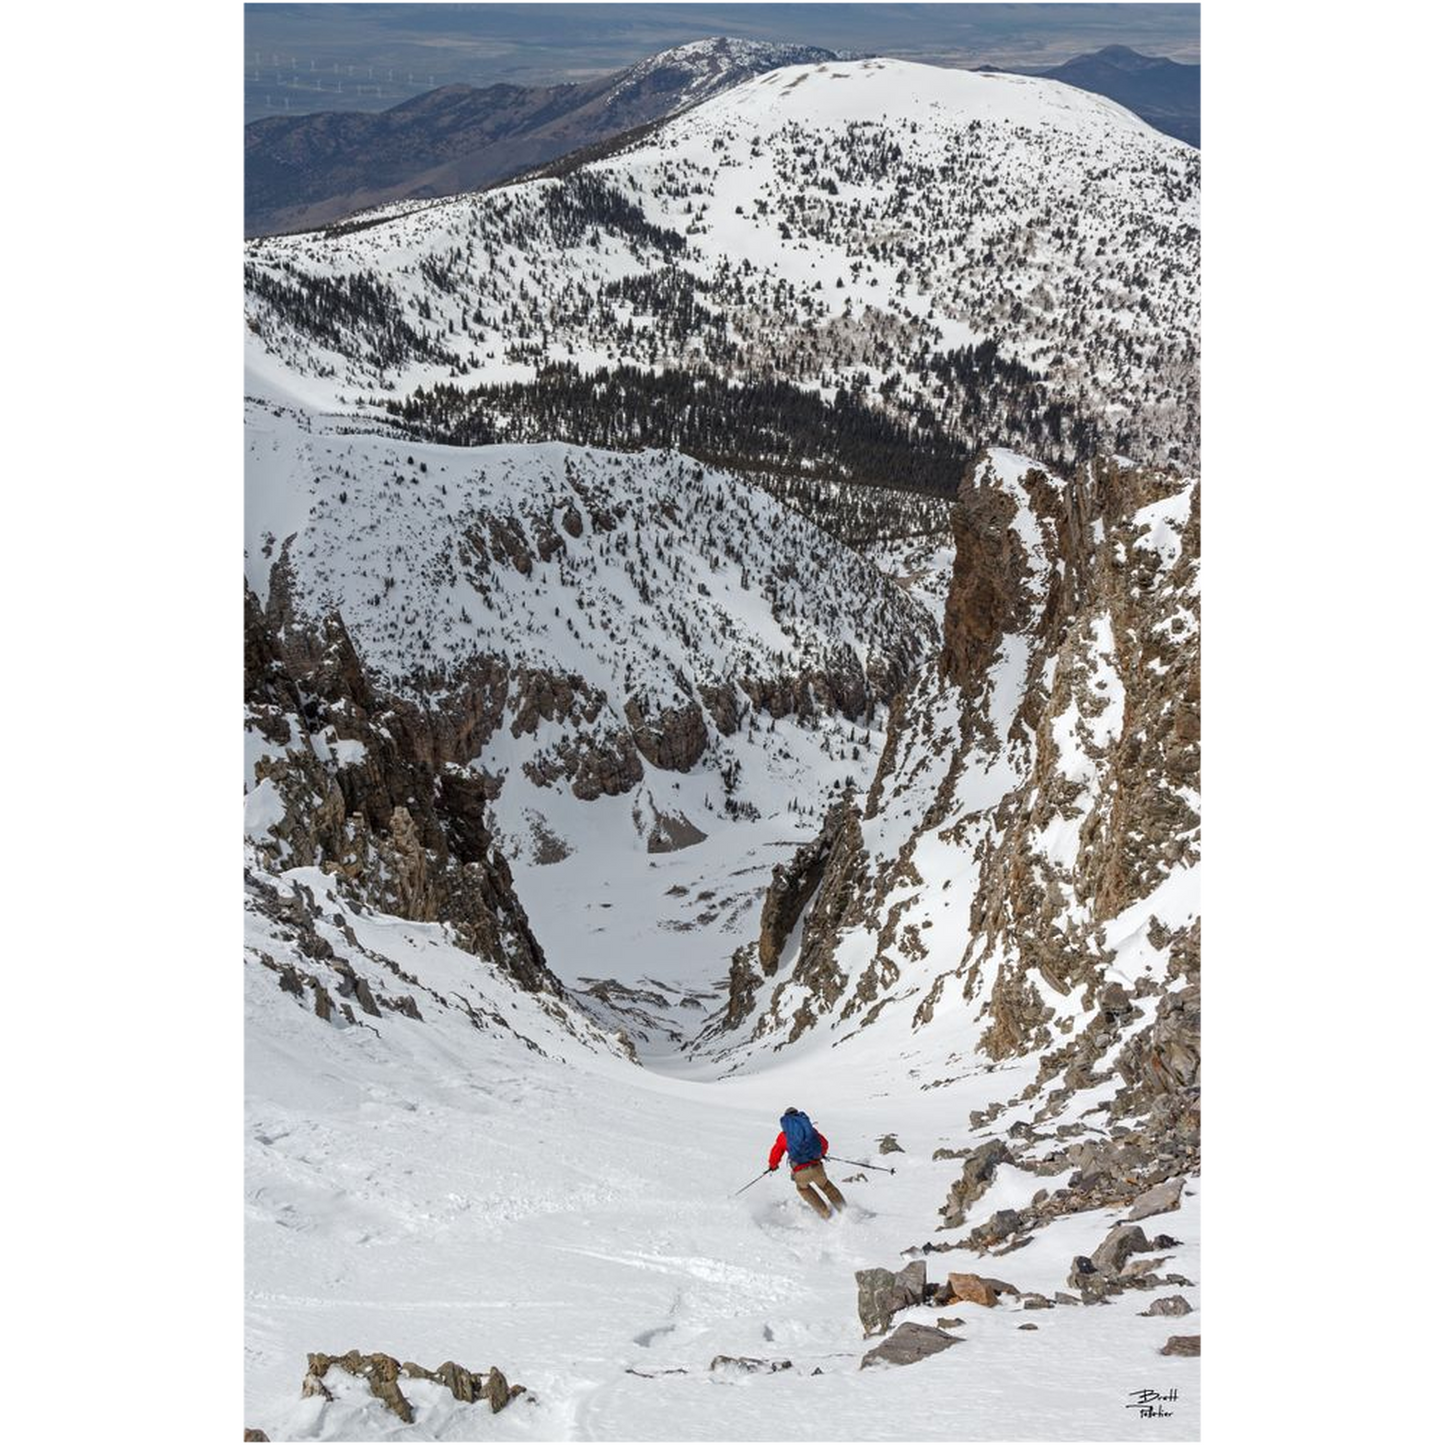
[768,1165,778,1172]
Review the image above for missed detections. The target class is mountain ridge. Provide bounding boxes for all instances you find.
[246,58,1199,473]
[245,36,842,236]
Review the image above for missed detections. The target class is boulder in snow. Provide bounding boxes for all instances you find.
[860,1322,961,1369]
[1161,1335,1201,1356]
[1127,1176,1186,1221]
[856,1260,927,1336]
[1140,1295,1193,1317]
[967,1207,1024,1247]
[941,1272,1019,1308]
[1090,1223,1153,1275]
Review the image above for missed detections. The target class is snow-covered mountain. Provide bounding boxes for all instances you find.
[244,57,1199,472]
[247,399,931,836]
[244,54,1201,1441]
[245,36,843,236]
[604,36,849,111]
[246,389,940,1052]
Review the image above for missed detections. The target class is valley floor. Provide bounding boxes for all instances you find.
[246,915,1201,1441]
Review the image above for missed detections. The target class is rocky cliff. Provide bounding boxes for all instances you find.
[245,585,564,995]
[246,413,934,868]
[709,446,1199,1212]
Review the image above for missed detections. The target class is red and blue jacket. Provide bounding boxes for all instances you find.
[769,1130,829,1174]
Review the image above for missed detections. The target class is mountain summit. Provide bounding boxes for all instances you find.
[605,36,841,105]
[246,58,1199,469]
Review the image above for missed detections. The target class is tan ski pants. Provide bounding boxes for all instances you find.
[793,1162,846,1219]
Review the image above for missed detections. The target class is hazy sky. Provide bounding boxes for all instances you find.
[244,3,1199,122]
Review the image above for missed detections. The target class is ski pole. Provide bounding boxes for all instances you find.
[826,1155,895,1175]
[732,1168,772,1197]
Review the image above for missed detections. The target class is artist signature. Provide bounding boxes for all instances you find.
[1126,1387,1180,1418]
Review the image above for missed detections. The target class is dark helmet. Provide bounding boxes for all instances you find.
[782,1106,799,1115]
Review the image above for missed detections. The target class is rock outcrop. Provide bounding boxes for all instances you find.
[709,1356,794,1374]
[939,1139,1013,1228]
[249,434,934,859]
[708,448,1200,1253]
[855,1261,928,1337]
[246,589,560,996]
[300,1350,527,1423]
[757,802,855,976]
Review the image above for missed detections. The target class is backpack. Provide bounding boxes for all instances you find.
[780,1109,822,1166]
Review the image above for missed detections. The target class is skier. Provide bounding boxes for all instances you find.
[768,1106,846,1220]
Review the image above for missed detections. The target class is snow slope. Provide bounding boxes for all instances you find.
[244,438,1202,1439]
[247,858,1201,1442]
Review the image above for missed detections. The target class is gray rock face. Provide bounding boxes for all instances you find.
[1161,1334,1201,1356]
[859,1322,961,1369]
[756,802,853,975]
[624,696,708,772]
[939,1139,1012,1228]
[855,1261,928,1337]
[1127,1177,1186,1221]
[967,1207,1024,1247]
[1091,1224,1153,1275]
[244,592,558,995]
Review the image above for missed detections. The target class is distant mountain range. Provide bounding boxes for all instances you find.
[246,38,1198,238]
[245,37,842,236]
[985,44,1199,147]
